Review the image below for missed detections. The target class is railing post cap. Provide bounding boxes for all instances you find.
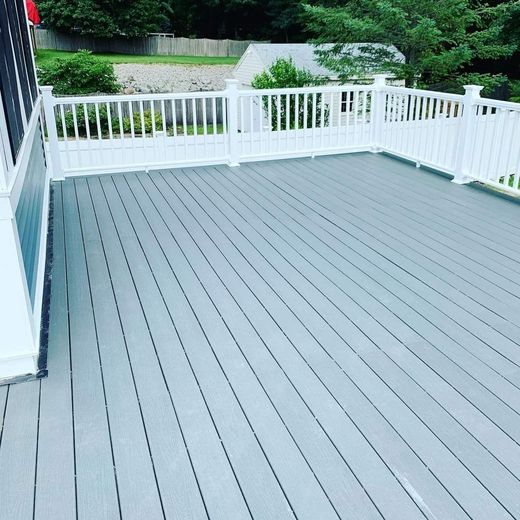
[373,74,388,86]
[225,79,240,87]
[40,85,54,93]
[463,85,483,95]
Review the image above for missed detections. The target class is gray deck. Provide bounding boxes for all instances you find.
[2,153,520,520]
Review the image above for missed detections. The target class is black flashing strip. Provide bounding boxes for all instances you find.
[36,183,55,379]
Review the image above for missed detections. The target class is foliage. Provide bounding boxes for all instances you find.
[252,57,324,89]
[57,106,225,139]
[252,57,327,130]
[302,0,518,86]
[426,73,509,97]
[37,51,120,95]
[38,0,171,38]
[158,0,307,41]
[57,105,113,138]
[122,110,163,135]
[457,73,509,97]
[510,79,520,102]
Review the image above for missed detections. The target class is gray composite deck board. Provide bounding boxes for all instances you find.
[84,178,210,520]
[34,185,76,520]
[0,380,39,520]
[62,180,121,520]
[1,153,519,519]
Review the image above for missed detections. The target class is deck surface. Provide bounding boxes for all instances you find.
[1,153,520,520]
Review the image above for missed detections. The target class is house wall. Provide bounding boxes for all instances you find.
[233,49,269,87]
[0,0,49,381]
[15,124,47,305]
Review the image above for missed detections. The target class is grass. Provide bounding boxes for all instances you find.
[35,49,239,68]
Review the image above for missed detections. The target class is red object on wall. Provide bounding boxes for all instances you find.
[26,0,41,25]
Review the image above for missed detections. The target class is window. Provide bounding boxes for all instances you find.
[0,0,38,162]
[341,91,355,113]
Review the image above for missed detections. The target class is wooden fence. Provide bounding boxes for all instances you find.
[35,29,259,57]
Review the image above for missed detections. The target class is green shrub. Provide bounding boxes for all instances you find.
[38,50,120,95]
[509,80,520,103]
[122,109,163,135]
[425,73,509,99]
[252,57,328,130]
[57,105,115,138]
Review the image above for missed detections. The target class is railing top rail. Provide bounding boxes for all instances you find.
[383,85,464,101]
[475,97,520,111]
[238,84,373,97]
[51,90,227,105]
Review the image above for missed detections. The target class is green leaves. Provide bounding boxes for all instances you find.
[37,50,120,95]
[251,57,325,89]
[38,0,171,38]
[303,0,518,86]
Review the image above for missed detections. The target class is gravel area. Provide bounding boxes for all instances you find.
[114,63,235,94]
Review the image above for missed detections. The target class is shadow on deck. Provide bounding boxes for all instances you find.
[2,153,520,520]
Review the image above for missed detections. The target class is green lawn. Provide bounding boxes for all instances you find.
[35,49,239,67]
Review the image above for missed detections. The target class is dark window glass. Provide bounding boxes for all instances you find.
[0,0,37,161]
[341,91,355,113]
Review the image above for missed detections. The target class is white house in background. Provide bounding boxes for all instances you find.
[233,43,405,132]
[233,43,405,87]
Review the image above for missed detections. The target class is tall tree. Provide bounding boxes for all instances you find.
[303,0,517,86]
[265,0,306,42]
[38,0,172,38]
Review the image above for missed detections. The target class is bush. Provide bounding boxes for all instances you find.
[122,109,163,135]
[38,50,120,95]
[252,57,327,130]
[425,73,509,99]
[57,105,115,138]
[510,80,520,103]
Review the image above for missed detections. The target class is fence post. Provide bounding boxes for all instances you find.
[40,86,64,180]
[452,85,482,184]
[371,74,387,151]
[225,79,240,167]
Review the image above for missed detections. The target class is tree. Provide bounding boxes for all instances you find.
[38,0,171,38]
[252,57,326,129]
[168,0,305,41]
[265,0,306,42]
[302,0,517,86]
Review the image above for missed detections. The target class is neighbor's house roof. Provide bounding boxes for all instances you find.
[234,43,404,85]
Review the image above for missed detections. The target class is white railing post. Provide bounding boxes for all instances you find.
[371,74,387,151]
[40,86,64,180]
[225,79,240,166]
[452,84,482,184]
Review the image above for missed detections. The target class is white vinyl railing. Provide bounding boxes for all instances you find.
[379,87,464,173]
[467,98,520,192]
[41,76,520,194]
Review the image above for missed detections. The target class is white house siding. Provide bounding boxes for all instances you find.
[234,48,266,88]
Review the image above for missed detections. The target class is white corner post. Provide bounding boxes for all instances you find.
[370,74,387,152]
[225,79,240,167]
[41,86,64,180]
[0,198,39,381]
[452,85,482,184]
